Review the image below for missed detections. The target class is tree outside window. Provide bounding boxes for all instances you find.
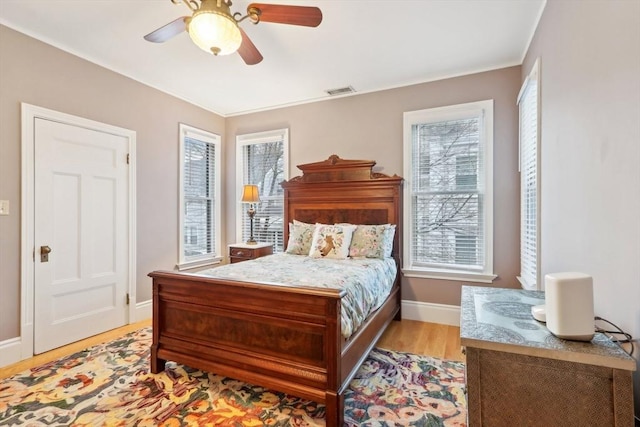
[236,129,289,251]
[403,101,494,282]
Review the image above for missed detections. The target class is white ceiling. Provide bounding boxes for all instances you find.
[0,0,545,117]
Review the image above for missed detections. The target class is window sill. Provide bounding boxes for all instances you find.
[402,267,497,284]
[176,256,223,272]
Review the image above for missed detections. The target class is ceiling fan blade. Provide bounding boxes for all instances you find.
[238,27,264,65]
[248,3,322,27]
[144,16,188,43]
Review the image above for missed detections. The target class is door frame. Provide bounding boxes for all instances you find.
[20,103,137,360]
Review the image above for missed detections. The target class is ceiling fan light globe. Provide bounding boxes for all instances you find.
[188,11,242,56]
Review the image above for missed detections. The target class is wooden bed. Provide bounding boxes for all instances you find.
[149,155,403,426]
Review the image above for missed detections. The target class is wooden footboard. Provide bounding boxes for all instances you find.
[149,269,400,427]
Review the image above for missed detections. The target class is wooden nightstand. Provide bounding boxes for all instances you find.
[228,242,273,263]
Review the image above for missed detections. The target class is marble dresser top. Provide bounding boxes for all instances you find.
[460,286,636,370]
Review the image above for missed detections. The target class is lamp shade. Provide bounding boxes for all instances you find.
[188,10,242,56]
[241,185,260,203]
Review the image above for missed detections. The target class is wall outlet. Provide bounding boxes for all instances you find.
[0,200,9,215]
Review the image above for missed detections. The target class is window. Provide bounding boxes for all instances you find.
[236,129,289,252]
[178,124,222,270]
[403,100,495,282]
[518,59,540,290]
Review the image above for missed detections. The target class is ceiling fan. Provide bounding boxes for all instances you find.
[144,0,322,65]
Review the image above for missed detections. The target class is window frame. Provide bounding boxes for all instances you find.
[517,59,541,290]
[177,123,222,270]
[402,100,496,283]
[235,128,289,251]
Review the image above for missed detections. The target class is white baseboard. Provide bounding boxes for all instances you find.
[401,299,461,326]
[135,299,152,323]
[0,337,22,368]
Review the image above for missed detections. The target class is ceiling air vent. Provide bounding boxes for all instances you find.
[326,86,355,96]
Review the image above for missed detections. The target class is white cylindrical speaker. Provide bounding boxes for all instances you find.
[545,272,595,341]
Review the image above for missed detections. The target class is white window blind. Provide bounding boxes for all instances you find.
[403,100,495,282]
[178,124,221,269]
[236,129,289,252]
[518,60,540,290]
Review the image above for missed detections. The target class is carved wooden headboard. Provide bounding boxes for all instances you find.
[281,155,404,262]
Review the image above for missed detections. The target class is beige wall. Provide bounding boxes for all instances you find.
[0,24,522,345]
[226,66,523,306]
[522,0,640,416]
[0,25,225,340]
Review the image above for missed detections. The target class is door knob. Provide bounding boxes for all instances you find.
[40,245,51,262]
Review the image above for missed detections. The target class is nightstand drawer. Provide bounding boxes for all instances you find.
[230,247,253,258]
[229,243,273,263]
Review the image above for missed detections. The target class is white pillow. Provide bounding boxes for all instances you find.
[308,223,357,259]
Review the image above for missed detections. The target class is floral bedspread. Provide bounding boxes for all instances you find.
[198,253,397,339]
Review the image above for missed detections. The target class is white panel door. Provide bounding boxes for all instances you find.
[34,118,129,354]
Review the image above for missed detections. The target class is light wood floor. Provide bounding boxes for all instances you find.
[378,319,465,362]
[0,318,463,379]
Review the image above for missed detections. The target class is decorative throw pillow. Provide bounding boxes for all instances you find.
[285,220,316,255]
[308,224,357,259]
[348,224,388,258]
[381,224,396,258]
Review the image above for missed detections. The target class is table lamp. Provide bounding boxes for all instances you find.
[241,184,260,245]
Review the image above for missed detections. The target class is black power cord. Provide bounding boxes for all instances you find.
[594,316,635,357]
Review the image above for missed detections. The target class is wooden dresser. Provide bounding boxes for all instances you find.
[460,286,635,427]
[228,242,273,263]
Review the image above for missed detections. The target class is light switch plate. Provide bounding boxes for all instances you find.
[0,200,9,215]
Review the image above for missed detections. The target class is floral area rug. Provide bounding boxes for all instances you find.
[0,327,466,426]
